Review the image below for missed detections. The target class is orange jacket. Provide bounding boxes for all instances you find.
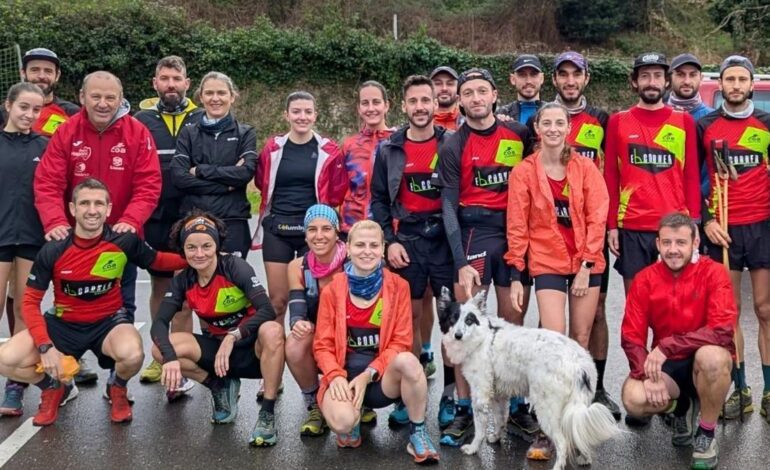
[313,269,412,406]
[505,150,609,277]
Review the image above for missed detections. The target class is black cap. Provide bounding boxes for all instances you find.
[457,68,497,91]
[22,48,60,68]
[430,66,459,80]
[719,55,754,78]
[670,53,701,71]
[632,52,668,72]
[511,54,543,73]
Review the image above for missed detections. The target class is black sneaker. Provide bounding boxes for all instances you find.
[672,397,699,447]
[624,414,652,427]
[74,359,98,385]
[506,404,539,442]
[439,412,474,447]
[593,389,622,421]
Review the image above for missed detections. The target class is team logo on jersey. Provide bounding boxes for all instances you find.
[90,252,128,279]
[737,126,770,159]
[74,162,88,176]
[61,279,116,300]
[554,200,572,228]
[71,146,91,160]
[215,286,248,313]
[406,172,440,199]
[472,165,510,192]
[573,146,599,161]
[111,142,127,154]
[574,123,604,150]
[628,144,674,174]
[110,156,124,171]
[653,124,685,165]
[494,139,524,167]
[716,148,764,174]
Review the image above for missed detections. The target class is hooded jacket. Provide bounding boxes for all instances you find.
[0,131,47,247]
[34,100,161,234]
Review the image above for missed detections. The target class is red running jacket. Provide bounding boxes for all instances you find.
[34,103,161,234]
[621,256,737,380]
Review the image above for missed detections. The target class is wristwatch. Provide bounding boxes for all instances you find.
[366,367,378,382]
[38,343,54,354]
[581,260,595,270]
[227,328,243,342]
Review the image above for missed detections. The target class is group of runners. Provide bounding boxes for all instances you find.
[0,45,764,469]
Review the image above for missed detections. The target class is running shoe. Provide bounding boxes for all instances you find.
[0,381,25,416]
[420,352,436,379]
[672,397,700,447]
[256,379,284,401]
[32,382,78,426]
[166,377,195,402]
[407,425,440,464]
[139,359,163,383]
[438,396,455,429]
[210,377,240,424]
[506,404,539,442]
[361,406,377,425]
[74,358,98,385]
[691,429,718,469]
[760,391,770,423]
[300,405,327,436]
[102,371,136,404]
[526,432,555,460]
[108,384,133,423]
[336,422,362,448]
[721,387,753,419]
[439,412,473,447]
[388,400,409,426]
[250,409,277,446]
[625,414,652,427]
[593,388,622,421]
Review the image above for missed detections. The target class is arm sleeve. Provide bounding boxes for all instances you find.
[33,131,71,232]
[367,280,413,379]
[287,259,308,327]
[120,233,187,271]
[119,127,161,229]
[313,282,347,385]
[620,275,651,380]
[683,114,701,221]
[22,287,50,347]
[603,114,621,230]
[697,118,713,205]
[657,265,737,358]
[504,165,530,277]
[195,127,258,187]
[436,136,467,270]
[370,143,395,243]
[150,274,187,363]
[171,128,230,195]
[228,258,276,339]
[580,163,610,263]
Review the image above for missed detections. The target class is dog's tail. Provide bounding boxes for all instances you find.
[561,369,620,461]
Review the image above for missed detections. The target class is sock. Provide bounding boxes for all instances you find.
[262,398,276,414]
[698,420,716,438]
[732,362,747,389]
[442,365,455,395]
[301,385,319,409]
[34,375,55,390]
[201,375,224,391]
[509,396,524,414]
[673,396,691,417]
[456,398,471,416]
[663,399,677,415]
[421,343,432,355]
[594,359,607,391]
[409,420,425,434]
[763,364,770,393]
[6,379,28,389]
[112,374,128,388]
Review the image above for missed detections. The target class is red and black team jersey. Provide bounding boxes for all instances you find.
[437,120,532,211]
[568,106,609,171]
[23,226,186,346]
[33,98,79,137]
[604,106,701,231]
[548,176,577,256]
[345,295,382,357]
[399,137,441,214]
[698,109,770,226]
[151,254,275,363]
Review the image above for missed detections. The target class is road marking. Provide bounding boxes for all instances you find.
[134,322,145,330]
[0,419,40,467]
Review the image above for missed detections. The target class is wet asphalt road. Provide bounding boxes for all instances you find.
[1,223,769,469]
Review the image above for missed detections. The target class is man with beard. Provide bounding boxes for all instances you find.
[604,52,700,293]
[371,74,455,428]
[668,54,713,121]
[498,54,544,125]
[550,51,621,421]
[434,68,542,457]
[430,66,462,131]
[134,56,202,389]
[698,56,770,424]
[621,213,735,470]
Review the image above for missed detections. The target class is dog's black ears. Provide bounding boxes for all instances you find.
[471,290,488,315]
[437,286,456,334]
[438,286,453,308]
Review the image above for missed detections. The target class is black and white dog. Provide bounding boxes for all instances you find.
[438,288,619,469]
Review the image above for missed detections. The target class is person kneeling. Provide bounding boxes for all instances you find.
[313,220,439,464]
[151,212,285,447]
[0,178,187,426]
[621,214,735,470]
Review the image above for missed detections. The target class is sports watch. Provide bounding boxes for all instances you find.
[38,343,54,354]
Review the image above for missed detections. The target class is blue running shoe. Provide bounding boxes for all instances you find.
[408,424,440,464]
[211,377,240,424]
[439,412,473,447]
[336,422,362,448]
[388,400,409,426]
[438,396,455,429]
[0,382,25,416]
[250,409,277,446]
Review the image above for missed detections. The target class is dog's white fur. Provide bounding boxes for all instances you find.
[440,289,619,470]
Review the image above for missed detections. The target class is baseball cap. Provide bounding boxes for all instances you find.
[632,52,668,72]
[430,66,459,80]
[457,68,497,91]
[719,55,754,78]
[554,51,587,71]
[22,48,60,68]
[511,54,543,73]
[670,53,702,71]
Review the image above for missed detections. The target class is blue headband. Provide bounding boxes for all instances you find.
[304,204,339,231]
